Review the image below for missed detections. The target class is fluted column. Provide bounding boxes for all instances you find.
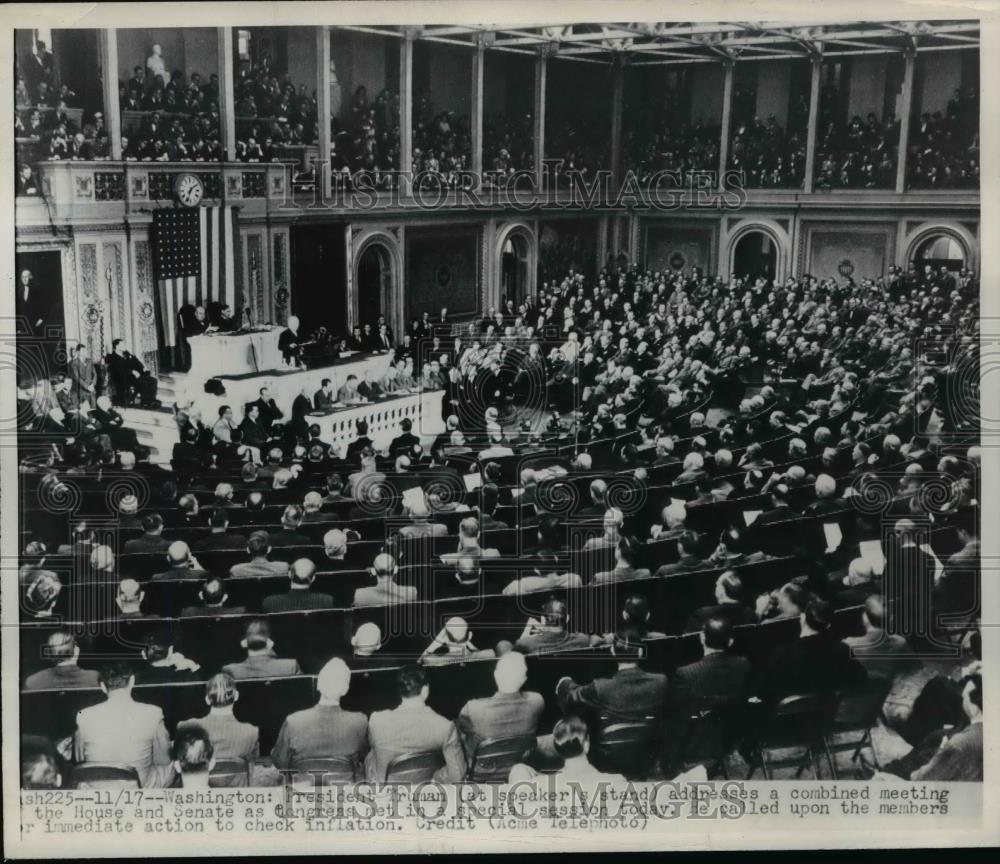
[217,27,237,161]
[533,50,547,189]
[717,60,734,191]
[98,29,122,160]
[803,55,822,192]
[895,49,916,193]
[316,25,332,200]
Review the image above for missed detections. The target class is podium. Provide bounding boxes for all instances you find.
[187,327,284,382]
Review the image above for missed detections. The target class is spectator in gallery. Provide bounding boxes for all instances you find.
[16,163,39,196]
[514,597,591,655]
[227,531,288,579]
[180,576,247,618]
[223,619,303,680]
[115,578,158,620]
[421,616,496,665]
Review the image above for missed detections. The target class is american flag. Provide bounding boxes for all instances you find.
[152,205,240,347]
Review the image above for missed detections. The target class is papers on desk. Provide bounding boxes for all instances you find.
[859,539,885,575]
[340,350,357,357]
[464,472,483,492]
[743,510,762,527]
[823,522,843,553]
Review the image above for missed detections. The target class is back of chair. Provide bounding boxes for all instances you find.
[210,757,249,787]
[669,703,745,771]
[286,755,358,787]
[592,716,658,776]
[384,749,446,784]
[69,762,141,790]
[467,735,536,783]
[831,676,893,731]
[759,693,836,750]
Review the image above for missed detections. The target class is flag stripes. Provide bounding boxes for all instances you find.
[153,204,239,348]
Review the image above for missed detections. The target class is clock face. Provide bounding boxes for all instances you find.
[175,173,204,207]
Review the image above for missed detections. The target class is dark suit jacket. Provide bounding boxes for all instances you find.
[262,590,335,613]
[314,389,334,410]
[758,633,866,702]
[389,432,420,455]
[193,532,248,551]
[267,530,310,547]
[669,652,752,709]
[557,665,668,721]
[223,655,302,680]
[123,535,171,554]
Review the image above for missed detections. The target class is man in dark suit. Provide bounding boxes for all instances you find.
[271,658,368,771]
[151,541,209,581]
[346,420,372,462]
[389,417,419,456]
[756,600,866,703]
[16,268,46,338]
[222,620,302,680]
[123,513,171,554]
[193,509,247,551]
[654,531,706,577]
[23,631,100,690]
[238,404,267,451]
[229,531,290,579]
[68,343,97,408]
[249,387,283,431]
[556,628,669,722]
[180,576,247,618]
[314,378,335,410]
[268,505,310,547]
[445,651,544,779]
[669,617,752,709]
[262,558,334,613]
[108,338,158,407]
[684,570,758,632]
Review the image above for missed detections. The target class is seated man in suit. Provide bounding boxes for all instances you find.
[398,494,448,539]
[446,652,544,778]
[684,570,758,632]
[24,631,99,690]
[514,597,591,655]
[389,417,420,456]
[268,505,310,547]
[238,403,268,451]
[229,531,290,579]
[271,658,368,772]
[74,661,173,788]
[169,725,215,789]
[180,576,247,618]
[908,673,983,782]
[135,630,202,684]
[655,531,707,577]
[669,617,752,710]
[222,620,302,680]
[115,578,159,620]
[123,513,171,554]
[263,558,334,613]
[313,378,335,411]
[439,517,501,564]
[842,594,915,682]
[365,665,459,782]
[594,537,651,585]
[336,374,367,405]
[756,599,866,703]
[194,509,247,551]
[177,673,260,766]
[554,629,669,757]
[152,541,208,581]
[353,553,417,607]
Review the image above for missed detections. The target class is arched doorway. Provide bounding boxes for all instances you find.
[732,231,777,284]
[356,243,392,328]
[914,234,966,272]
[501,233,531,307]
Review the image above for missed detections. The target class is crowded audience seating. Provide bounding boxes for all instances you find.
[814,86,899,190]
[17,262,983,787]
[906,85,980,189]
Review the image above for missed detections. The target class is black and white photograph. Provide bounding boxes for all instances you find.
[1,0,996,856]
